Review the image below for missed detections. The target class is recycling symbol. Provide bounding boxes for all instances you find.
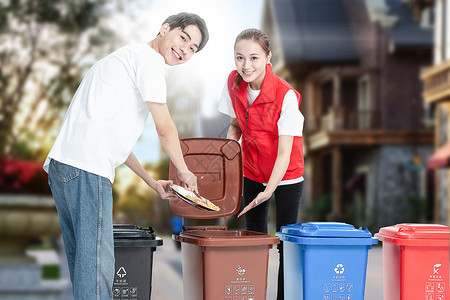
[236,265,246,276]
[334,264,345,274]
[117,267,127,278]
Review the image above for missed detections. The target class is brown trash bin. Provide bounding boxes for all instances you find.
[169,138,279,300]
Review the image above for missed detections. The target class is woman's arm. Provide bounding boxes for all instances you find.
[238,135,293,217]
[227,117,242,141]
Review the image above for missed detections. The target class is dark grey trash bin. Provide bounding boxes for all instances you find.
[113,224,163,299]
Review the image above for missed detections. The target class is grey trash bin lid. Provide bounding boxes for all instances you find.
[113,224,163,247]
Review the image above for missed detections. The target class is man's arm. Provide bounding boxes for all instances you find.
[147,102,197,190]
[124,152,176,200]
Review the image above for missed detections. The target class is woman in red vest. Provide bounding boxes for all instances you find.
[218,28,305,299]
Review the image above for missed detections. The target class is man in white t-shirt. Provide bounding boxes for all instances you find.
[44,12,208,299]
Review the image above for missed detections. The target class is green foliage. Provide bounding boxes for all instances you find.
[42,264,60,280]
[114,158,172,228]
[149,156,170,181]
[343,201,375,231]
[303,194,332,221]
[405,196,432,222]
[0,0,121,159]
[1,0,107,33]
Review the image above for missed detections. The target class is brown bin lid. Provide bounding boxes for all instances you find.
[174,230,279,247]
[169,138,243,219]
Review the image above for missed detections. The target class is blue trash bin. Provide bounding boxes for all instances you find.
[276,222,378,300]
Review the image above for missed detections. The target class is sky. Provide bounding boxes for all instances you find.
[112,0,265,163]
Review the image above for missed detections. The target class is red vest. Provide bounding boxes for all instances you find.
[227,64,304,183]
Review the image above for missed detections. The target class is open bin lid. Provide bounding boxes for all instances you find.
[376,223,449,246]
[169,138,243,219]
[276,222,378,245]
[174,229,279,247]
[113,224,163,248]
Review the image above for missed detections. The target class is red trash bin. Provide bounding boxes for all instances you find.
[375,223,449,300]
[169,138,279,300]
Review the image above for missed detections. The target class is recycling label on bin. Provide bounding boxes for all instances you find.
[223,265,257,300]
[321,263,354,300]
[112,266,141,299]
[425,263,446,300]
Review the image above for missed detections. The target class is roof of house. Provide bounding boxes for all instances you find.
[271,0,358,63]
[386,0,433,48]
[268,0,432,64]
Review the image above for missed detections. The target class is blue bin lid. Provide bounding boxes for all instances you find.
[280,222,372,238]
[277,222,378,245]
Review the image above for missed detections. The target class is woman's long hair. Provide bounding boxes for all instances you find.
[234,28,271,89]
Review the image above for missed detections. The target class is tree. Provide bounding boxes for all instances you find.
[0,0,121,160]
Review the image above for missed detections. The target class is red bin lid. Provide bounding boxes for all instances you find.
[168,138,243,219]
[375,223,449,246]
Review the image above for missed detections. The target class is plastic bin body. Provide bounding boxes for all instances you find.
[376,223,449,300]
[277,222,378,300]
[175,230,276,300]
[169,139,279,300]
[113,224,163,300]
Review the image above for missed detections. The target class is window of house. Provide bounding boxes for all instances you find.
[358,74,371,130]
[420,6,434,29]
[434,0,445,64]
[420,66,436,129]
[322,81,333,115]
[442,0,447,61]
[422,100,436,129]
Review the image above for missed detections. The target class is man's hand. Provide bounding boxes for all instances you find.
[153,180,178,200]
[178,170,198,193]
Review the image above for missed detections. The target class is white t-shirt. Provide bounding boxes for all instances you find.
[218,81,305,185]
[44,43,166,183]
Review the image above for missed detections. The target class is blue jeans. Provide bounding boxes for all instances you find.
[48,159,114,300]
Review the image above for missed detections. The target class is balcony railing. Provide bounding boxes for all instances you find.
[320,107,381,131]
[421,59,450,103]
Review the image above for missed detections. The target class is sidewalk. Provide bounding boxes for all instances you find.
[365,245,383,300]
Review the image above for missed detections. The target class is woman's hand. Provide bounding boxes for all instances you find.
[152,180,178,200]
[237,191,272,218]
[237,135,294,218]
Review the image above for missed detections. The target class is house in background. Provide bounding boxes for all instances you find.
[421,0,450,225]
[262,0,435,230]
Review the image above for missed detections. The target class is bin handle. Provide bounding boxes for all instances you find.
[301,223,319,233]
[396,224,415,237]
[359,227,370,234]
